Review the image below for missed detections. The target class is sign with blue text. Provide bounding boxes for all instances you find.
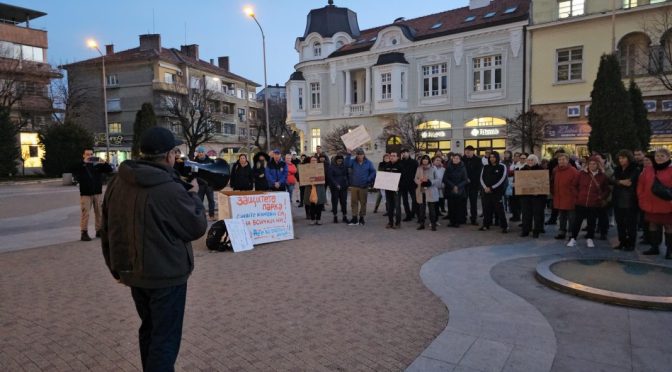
[218,191,294,245]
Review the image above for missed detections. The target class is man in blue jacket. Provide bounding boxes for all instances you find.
[265,149,288,191]
[345,148,376,225]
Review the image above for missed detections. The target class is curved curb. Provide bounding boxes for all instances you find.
[407,241,568,372]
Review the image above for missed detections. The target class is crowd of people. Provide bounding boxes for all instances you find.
[220,144,672,260]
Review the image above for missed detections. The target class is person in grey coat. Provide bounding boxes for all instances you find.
[414,155,441,231]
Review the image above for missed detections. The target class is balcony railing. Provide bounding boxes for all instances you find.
[349,103,369,116]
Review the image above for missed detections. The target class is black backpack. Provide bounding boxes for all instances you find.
[206,221,233,252]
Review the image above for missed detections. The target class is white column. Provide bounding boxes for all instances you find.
[364,67,371,104]
[345,69,351,106]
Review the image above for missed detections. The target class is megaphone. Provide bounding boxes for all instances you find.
[184,159,231,191]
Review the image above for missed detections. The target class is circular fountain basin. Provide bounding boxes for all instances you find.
[536,257,672,310]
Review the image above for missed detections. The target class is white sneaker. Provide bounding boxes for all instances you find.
[587,238,595,248]
[566,238,577,247]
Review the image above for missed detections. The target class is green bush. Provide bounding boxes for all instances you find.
[0,108,19,177]
[39,121,93,177]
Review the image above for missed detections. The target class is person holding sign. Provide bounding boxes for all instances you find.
[345,148,377,226]
[303,156,327,225]
[380,152,403,229]
[518,155,547,238]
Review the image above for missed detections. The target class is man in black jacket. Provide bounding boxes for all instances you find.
[399,149,418,221]
[381,152,403,228]
[194,146,216,220]
[479,151,509,233]
[73,148,113,241]
[328,155,349,223]
[462,145,483,225]
[102,127,207,372]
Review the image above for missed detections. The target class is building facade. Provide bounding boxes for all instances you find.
[63,34,261,165]
[286,0,529,160]
[0,3,61,173]
[529,0,672,157]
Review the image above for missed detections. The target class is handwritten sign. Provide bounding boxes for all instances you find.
[514,170,550,195]
[224,219,254,252]
[298,163,325,186]
[374,171,401,191]
[218,191,294,245]
[341,125,371,151]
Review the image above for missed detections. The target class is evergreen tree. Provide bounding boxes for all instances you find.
[39,121,93,177]
[628,80,651,151]
[131,103,157,159]
[588,54,639,157]
[0,107,19,177]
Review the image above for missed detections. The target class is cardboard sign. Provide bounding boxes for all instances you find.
[224,219,254,252]
[341,125,371,151]
[298,163,325,186]
[218,191,294,245]
[514,170,550,195]
[374,171,401,191]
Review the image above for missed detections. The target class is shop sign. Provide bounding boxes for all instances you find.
[544,124,591,139]
[469,128,500,137]
[644,100,657,113]
[420,130,449,139]
[94,133,126,146]
[651,120,672,135]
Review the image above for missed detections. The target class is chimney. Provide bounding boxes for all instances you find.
[218,56,229,71]
[180,44,199,59]
[105,44,114,55]
[469,0,491,10]
[210,58,214,65]
[139,34,161,51]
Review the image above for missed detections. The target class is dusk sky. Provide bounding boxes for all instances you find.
[13,0,470,88]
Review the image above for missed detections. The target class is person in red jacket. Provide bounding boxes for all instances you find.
[285,153,298,201]
[636,148,672,259]
[552,153,579,240]
[567,156,610,248]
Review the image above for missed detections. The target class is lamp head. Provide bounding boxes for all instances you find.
[243,6,255,17]
[86,39,98,49]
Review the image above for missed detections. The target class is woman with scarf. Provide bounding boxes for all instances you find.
[252,152,269,191]
[302,156,327,225]
[637,148,672,259]
[567,156,610,248]
[414,155,441,231]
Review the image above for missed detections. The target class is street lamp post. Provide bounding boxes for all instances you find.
[244,6,272,153]
[87,39,110,161]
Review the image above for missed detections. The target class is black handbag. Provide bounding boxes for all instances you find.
[651,172,672,201]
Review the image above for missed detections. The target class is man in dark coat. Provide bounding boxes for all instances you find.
[479,151,509,232]
[73,147,113,241]
[102,127,207,371]
[462,145,483,225]
[380,151,403,228]
[327,155,349,223]
[193,146,216,220]
[399,149,418,221]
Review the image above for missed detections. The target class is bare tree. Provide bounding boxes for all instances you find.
[639,8,672,91]
[250,99,299,154]
[506,109,549,153]
[164,75,217,158]
[49,72,93,125]
[323,124,358,156]
[377,113,425,153]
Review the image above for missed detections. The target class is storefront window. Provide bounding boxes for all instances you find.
[465,139,506,156]
[541,144,589,159]
[464,117,506,127]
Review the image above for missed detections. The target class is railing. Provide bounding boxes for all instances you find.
[349,103,369,116]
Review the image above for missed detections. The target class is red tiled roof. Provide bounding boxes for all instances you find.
[62,47,259,87]
[330,0,529,57]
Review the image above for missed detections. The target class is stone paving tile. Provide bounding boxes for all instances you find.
[0,205,525,370]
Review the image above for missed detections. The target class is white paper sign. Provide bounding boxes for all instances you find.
[218,191,294,245]
[224,219,255,252]
[341,125,371,151]
[374,171,401,191]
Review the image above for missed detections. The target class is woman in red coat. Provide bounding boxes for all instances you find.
[636,148,672,259]
[567,156,610,248]
[552,153,579,240]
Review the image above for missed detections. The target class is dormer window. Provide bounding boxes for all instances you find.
[504,6,518,14]
[313,42,322,57]
[464,15,476,22]
[484,12,496,18]
[431,22,442,30]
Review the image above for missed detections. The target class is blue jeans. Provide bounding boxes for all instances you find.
[286,184,295,200]
[131,283,187,372]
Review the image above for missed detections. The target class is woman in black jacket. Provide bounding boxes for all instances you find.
[479,151,509,233]
[518,155,547,238]
[230,154,254,191]
[252,152,269,191]
[612,149,639,250]
[443,154,469,227]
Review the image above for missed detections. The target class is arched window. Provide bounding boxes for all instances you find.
[313,42,322,57]
[464,117,506,127]
[336,40,344,49]
[417,120,452,130]
[618,32,651,77]
[387,136,402,145]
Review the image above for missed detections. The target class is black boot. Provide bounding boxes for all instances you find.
[81,231,91,241]
[643,230,661,255]
[665,233,672,259]
[333,215,338,223]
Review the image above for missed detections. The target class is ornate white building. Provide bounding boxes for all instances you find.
[286,0,529,160]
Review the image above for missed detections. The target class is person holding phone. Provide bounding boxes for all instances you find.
[73,147,113,241]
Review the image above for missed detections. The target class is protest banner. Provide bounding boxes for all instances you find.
[374,171,401,191]
[298,162,325,186]
[224,219,255,252]
[341,125,371,151]
[514,170,550,195]
[218,191,294,245]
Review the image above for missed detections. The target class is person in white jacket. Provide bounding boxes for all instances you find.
[415,155,441,231]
